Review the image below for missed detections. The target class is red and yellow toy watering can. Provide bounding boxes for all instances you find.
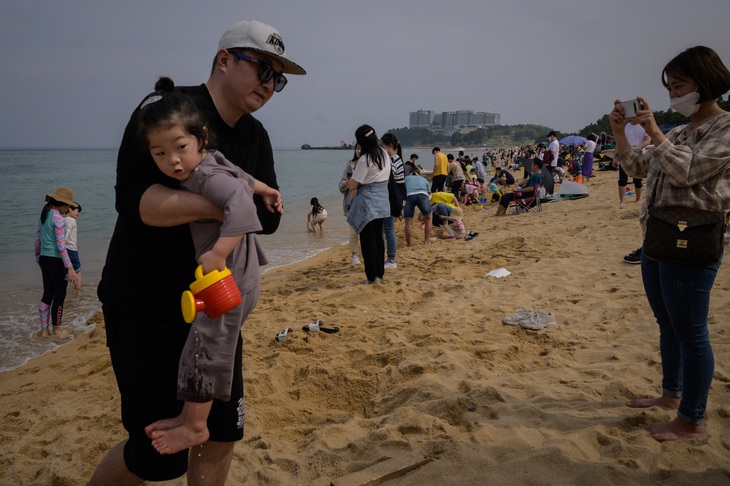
[181,265,242,323]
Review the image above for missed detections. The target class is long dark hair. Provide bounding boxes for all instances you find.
[135,77,213,150]
[310,197,323,215]
[380,133,403,160]
[39,197,64,224]
[355,124,385,170]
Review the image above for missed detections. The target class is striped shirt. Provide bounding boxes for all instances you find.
[390,155,405,183]
[618,111,730,234]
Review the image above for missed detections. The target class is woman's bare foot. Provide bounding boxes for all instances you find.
[642,418,704,442]
[149,421,210,455]
[626,395,680,410]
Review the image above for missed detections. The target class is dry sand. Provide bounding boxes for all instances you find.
[2,170,730,485]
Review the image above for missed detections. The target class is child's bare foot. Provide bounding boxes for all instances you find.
[40,327,49,337]
[145,417,180,438]
[147,416,210,455]
[52,325,64,336]
[146,400,213,454]
[642,418,704,442]
[626,395,680,410]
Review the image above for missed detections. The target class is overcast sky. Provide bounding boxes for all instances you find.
[1,0,728,149]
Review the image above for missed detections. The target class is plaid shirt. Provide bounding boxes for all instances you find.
[618,111,730,234]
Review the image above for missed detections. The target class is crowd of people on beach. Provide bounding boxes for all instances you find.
[28,17,730,484]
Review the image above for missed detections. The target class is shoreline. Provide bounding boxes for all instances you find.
[2,170,729,485]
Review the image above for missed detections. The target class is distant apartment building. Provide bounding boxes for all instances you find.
[409,109,500,134]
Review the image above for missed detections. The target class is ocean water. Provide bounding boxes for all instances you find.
[0,146,463,371]
[0,148,371,371]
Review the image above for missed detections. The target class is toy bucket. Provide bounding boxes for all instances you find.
[181,265,242,323]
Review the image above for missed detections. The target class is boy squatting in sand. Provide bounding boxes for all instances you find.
[138,78,282,455]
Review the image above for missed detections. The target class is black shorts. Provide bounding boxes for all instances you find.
[618,165,643,188]
[104,307,244,481]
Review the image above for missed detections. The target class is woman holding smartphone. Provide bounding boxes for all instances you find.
[610,46,730,441]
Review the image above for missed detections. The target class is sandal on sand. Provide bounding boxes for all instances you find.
[302,320,340,334]
[275,327,293,342]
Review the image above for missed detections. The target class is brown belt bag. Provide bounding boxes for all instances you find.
[644,206,726,265]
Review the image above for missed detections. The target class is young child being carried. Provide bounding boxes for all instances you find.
[138,77,282,455]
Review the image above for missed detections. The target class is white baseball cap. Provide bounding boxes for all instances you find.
[218,20,306,75]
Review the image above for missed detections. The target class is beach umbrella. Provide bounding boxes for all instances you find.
[559,135,587,145]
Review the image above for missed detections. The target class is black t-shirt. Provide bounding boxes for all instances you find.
[98,84,280,318]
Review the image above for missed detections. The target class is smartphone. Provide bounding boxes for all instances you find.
[620,99,644,118]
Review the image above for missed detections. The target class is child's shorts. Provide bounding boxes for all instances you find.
[311,209,328,224]
[67,250,81,272]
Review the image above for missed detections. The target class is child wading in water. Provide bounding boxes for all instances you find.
[139,78,282,455]
[64,202,82,289]
[307,197,327,233]
[35,187,78,336]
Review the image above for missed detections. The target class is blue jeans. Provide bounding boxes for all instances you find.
[640,248,721,425]
[383,216,396,260]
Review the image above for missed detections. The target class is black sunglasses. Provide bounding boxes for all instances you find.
[228,50,288,92]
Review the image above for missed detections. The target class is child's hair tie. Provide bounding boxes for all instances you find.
[140,95,162,110]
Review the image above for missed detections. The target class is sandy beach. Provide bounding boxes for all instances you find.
[2,169,729,486]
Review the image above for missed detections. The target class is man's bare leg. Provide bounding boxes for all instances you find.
[642,417,704,442]
[423,216,433,244]
[634,186,642,203]
[85,440,144,486]
[405,220,413,247]
[146,401,212,455]
[626,395,680,410]
[187,440,234,486]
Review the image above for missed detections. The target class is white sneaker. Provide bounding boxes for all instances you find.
[350,255,361,265]
[384,259,397,269]
[518,311,557,330]
[502,309,533,326]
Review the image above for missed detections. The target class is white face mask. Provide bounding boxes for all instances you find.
[669,90,700,117]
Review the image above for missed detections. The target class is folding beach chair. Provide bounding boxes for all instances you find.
[509,183,542,214]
